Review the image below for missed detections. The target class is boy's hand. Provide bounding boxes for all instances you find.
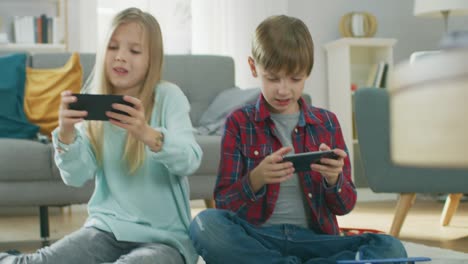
[58,90,88,144]
[248,146,295,193]
[311,143,347,186]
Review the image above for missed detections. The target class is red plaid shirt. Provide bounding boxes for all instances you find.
[214,95,356,235]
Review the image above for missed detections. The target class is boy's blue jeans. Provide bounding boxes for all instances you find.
[189,209,407,264]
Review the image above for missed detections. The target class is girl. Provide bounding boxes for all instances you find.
[0,7,202,264]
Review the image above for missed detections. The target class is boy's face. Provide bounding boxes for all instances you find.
[105,22,150,97]
[249,57,307,114]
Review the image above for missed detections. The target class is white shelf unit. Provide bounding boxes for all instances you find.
[324,38,396,180]
[0,0,68,52]
[0,43,65,53]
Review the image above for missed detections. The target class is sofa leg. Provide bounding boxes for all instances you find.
[440,193,462,226]
[39,206,50,247]
[204,199,215,208]
[389,193,416,237]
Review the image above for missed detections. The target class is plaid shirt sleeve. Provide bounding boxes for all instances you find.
[322,111,356,216]
[214,111,266,212]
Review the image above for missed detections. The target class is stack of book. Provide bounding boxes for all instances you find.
[13,14,61,44]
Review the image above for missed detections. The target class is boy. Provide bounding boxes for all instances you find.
[189,15,406,263]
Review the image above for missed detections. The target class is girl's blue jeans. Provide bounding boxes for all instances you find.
[189,209,407,264]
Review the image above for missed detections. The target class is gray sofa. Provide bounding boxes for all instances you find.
[0,52,234,243]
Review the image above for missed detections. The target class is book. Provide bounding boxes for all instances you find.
[52,17,61,44]
[366,63,378,87]
[37,17,43,43]
[40,14,48,44]
[379,63,389,88]
[373,61,387,88]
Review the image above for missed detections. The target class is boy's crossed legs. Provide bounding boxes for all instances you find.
[190,209,406,264]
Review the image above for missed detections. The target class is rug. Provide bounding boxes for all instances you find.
[402,241,468,264]
[195,241,468,264]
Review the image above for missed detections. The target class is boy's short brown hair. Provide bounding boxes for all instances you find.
[252,15,314,76]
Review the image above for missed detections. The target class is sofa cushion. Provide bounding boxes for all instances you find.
[0,139,53,182]
[162,55,235,126]
[0,53,40,139]
[24,53,82,136]
[193,135,222,175]
[197,87,260,135]
[30,53,96,83]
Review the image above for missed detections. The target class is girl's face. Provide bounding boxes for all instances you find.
[105,22,149,97]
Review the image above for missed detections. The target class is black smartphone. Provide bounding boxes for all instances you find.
[282,150,339,172]
[69,94,134,121]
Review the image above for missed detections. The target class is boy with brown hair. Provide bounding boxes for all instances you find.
[189,15,407,263]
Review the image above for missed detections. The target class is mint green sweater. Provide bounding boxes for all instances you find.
[52,82,203,264]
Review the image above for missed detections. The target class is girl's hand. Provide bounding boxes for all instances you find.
[58,90,88,144]
[249,146,295,192]
[311,143,347,186]
[107,96,163,151]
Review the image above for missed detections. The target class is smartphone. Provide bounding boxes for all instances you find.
[282,150,339,172]
[69,94,134,121]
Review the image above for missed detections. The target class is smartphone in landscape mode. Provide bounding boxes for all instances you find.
[282,150,339,172]
[69,94,133,121]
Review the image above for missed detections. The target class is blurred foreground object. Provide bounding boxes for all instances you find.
[390,46,468,168]
[440,30,468,49]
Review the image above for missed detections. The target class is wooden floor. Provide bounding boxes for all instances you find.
[337,198,468,253]
[0,198,467,254]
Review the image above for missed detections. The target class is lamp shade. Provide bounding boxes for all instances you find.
[414,0,468,17]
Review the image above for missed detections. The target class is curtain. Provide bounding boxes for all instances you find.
[96,0,288,87]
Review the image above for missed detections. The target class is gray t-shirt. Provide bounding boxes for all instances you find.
[263,112,311,229]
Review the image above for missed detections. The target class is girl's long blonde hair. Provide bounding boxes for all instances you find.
[86,7,164,174]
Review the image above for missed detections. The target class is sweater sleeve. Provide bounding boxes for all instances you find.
[51,125,98,187]
[147,83,203,177]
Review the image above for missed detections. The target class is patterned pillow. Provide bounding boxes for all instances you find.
[24,53,82,136]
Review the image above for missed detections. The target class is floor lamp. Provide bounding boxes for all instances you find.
[414,0,468,34]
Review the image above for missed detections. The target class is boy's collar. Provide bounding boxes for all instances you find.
[254,94,322,125]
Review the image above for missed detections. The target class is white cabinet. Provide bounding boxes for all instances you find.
[324,38,396,180]
[0,0,68,52]
[0,43,65,53]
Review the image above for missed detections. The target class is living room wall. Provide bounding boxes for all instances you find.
[68,0,468,109]
[289,0,468,108]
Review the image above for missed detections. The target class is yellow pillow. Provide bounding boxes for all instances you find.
[24,53,82,136]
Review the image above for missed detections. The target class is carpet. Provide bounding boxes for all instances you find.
[195,241,468,264]
[402,241,468,264]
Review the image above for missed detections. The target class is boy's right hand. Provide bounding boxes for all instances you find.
[58,90,88,144]
[248,146,295,193]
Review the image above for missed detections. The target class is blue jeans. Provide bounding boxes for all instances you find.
[0,227,184,264]
[189,209,407,264]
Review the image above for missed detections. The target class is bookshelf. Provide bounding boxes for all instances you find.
[324,38,396,181]
[0,0,68,52]
[0,43,65,53]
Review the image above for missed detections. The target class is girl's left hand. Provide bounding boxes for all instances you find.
[310,143,347,186]
[106,95,149,141]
